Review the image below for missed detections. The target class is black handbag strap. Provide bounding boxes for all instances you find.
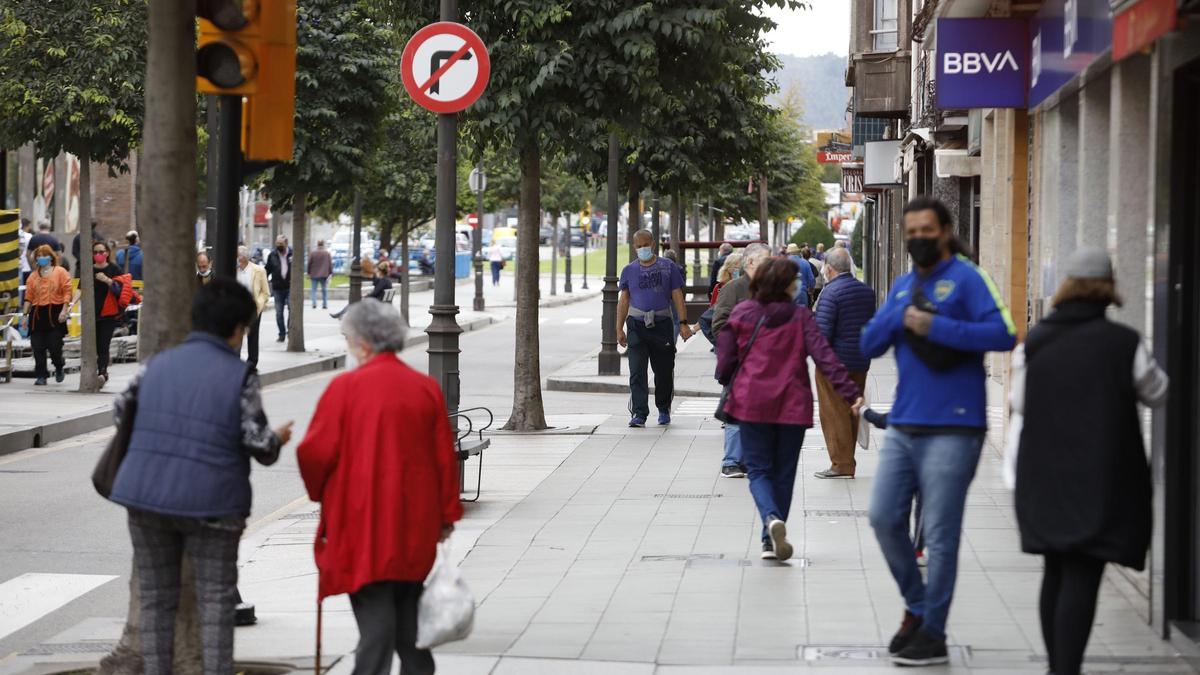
[727,315,767,384]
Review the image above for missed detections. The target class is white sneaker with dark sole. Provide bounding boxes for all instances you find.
[767,518,793,562]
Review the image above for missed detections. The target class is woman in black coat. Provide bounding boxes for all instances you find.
[1006,247,1167,675]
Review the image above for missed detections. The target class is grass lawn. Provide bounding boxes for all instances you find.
[506,247,609,275]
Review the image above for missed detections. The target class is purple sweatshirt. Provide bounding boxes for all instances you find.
[715,300,861,426]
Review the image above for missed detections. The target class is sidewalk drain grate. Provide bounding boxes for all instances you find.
[804,509,869,518]
[802,645,971,663]
[640,553,724,563]
[284,511,322,519]
[654,493,722,499]
[23,641,117,655]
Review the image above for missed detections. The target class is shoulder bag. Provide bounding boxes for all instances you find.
[714,315,767,424]
[92,397,136,498]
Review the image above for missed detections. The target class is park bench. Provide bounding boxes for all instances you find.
[449,406,493,503]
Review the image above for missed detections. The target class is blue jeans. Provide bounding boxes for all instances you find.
[272,289,289,338]
[740,422,807,540]
[490,261,502,285]
[722,423,743,468]
[868,428,984,640]
[310,277,328,308]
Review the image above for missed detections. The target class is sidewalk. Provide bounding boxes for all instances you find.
[0,273,599,456]
[4,351,1187,673]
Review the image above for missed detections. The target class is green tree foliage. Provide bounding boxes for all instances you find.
[258,0,392,209]
[0,1,145,169]
[791,219,835,249]
[851,218,864,267]
[361,94,438,250]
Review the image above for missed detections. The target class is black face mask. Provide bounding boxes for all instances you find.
[906,237,942,268]
[277,245,286,252]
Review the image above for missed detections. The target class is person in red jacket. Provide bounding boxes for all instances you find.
[298,298,462,675]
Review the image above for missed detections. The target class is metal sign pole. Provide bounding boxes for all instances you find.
[472,162,485,311]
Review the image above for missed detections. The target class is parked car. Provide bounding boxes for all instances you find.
[539,225,554,244]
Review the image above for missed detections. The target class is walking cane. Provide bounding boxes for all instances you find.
[315,596,323,675]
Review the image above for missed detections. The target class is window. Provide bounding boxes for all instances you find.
[873,0,899,51]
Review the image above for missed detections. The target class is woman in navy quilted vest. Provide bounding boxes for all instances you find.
[109,278,294,675]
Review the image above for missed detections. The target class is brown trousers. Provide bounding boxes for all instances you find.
[815,370,868,475]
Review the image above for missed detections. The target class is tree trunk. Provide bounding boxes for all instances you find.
[501,141,548,431]
[758,174,769,244]
[77,160,100,393]
[288,192,306,352]
[138,0,198,361]
[399,221,410,326]
[380,217,396,254]
[670,193,683,262]
[102,3,202,673]
[627,173,641,262]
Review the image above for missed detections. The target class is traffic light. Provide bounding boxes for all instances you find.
[196,0,296,161]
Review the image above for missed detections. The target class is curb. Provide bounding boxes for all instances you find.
[545,377,721,398]
[0,315,501,458]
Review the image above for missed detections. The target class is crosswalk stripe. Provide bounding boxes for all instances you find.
[0,573,118,640]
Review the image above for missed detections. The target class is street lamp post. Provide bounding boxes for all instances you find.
[427,0,463,414]
[471,161,485,312]
[582,218,589,290]
[598,133,621,376]
[564,213,573,293]
[349,191,362,303]
[550,212,558,296]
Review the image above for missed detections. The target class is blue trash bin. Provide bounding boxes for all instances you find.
[455,251,471,279]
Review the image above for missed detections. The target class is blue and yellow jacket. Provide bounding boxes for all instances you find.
[860,255,1017,429]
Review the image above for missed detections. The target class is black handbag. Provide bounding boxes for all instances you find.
[92,398,136,498]
[714,315,767,424]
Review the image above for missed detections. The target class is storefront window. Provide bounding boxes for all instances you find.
[873,0,899,51]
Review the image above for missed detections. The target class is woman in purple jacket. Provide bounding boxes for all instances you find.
[716,257,863,561]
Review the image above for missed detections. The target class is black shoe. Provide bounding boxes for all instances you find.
[54,367,64,383]
[34,377,47,386]
[720,465,746,478]
[760,540,776,560]
[738,463,749,474]
[888,611,923,655]
[276,335,286,342]
[891,628,948,666]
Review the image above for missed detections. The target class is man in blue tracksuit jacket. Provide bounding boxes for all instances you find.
[860,196,1017,666]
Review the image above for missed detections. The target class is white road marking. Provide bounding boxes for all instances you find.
[0,573,118,641]
[564,317,593,324]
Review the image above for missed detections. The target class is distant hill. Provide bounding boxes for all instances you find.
[771,53,851,132]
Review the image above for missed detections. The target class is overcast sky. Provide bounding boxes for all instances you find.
[762,1,851,58]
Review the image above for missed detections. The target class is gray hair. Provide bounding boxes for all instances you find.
[237,245,250,259]
[742,243,770,264]
[632,229,654,245]
[825,247,853,273]
[718,243,733,256]
[343,299,408,353]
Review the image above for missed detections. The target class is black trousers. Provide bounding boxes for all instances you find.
[1039,552,1106,675]
[96,316,117,375]
[626,317,675,418]
[242,312,261,368]
[30,326,65,379]
[349,581,434,675]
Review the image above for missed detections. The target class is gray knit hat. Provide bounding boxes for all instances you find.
[1063,246,1114,280]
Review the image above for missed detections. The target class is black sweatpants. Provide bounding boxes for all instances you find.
[242,312,261,368]
[625,317,676,419]
[30,325,65,379]
[349,581,434,675]
[1039,552,1106,675]
[96,316,117,375]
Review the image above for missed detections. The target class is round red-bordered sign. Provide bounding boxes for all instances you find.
[401,22,490,114]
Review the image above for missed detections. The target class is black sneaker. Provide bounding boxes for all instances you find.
[54,367,64,383]
[720,465,746,478]
[891,628,948,666]
[888,611,923,655]
[760,540,776,560]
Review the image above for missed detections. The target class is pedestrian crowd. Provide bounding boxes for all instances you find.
[615,195,1165,673]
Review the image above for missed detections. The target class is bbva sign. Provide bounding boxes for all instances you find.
[936,18,1030,109]
[942,50,1021,74]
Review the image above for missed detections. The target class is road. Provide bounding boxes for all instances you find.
[0,293,606,660]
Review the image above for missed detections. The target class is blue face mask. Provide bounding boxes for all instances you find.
[732,270,741,279]
[36,256,52,267]
[636,246,654,262]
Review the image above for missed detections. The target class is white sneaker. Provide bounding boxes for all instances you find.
[767,518,793,562]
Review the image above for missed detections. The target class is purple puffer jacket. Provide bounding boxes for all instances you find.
[715,300,861,426]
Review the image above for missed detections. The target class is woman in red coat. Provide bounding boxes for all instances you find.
[298,298,462,675]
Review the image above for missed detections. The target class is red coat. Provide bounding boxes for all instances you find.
[298,354,463,600]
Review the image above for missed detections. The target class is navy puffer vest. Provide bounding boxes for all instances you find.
[111,332,252,518]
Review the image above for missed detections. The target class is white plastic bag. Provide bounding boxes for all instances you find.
[415,542,475,649]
